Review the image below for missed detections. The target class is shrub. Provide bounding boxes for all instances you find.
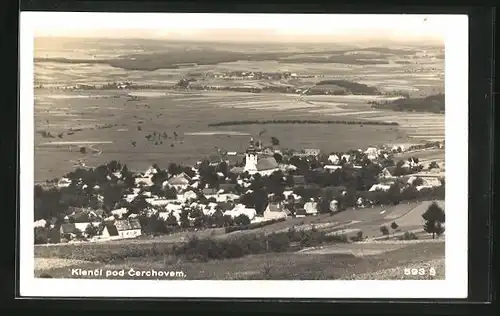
[224,218,286,234]
[350,231,364,242]
[380,225,390,236]
[390,222,399,231]
[34,227,49,245]
[234,214,251,226]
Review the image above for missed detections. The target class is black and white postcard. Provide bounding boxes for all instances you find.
[19,12,468,299]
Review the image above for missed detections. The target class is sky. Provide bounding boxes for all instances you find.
[24,12,452,44]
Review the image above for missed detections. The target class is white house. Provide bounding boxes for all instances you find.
[341,154,351,163]
[304,201,318,215]
[102,219,142,239]
[328,154,340,164]
[146,198,176,206]
[34,219,47,228]
[57,177,72,188]
[369,184,391,192]
[364,147,379,160]
[224,204,257,221]
[135,176,153,187]
[158,211,180,224]
[215,193,240,202]
[324,165,343,172]
[329,200,339,213]
[183,190,198,202]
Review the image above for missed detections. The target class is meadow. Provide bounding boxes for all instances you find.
[35,90,409,182]
[35,241,444,280]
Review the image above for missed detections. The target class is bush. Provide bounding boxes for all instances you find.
[380,225,390,236]
[350,231,364,242]
[266,233,290,252]
[398,231,419,240]
[224,218,286,234]
[234,214,251,226]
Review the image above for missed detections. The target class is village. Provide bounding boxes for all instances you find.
[34,137,445,245]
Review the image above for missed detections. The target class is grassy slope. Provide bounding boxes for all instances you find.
[35,241,445,280]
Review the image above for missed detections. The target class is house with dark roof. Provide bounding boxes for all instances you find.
[102,219,142,239]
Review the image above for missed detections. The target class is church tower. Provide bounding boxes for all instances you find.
[244,137,258,174]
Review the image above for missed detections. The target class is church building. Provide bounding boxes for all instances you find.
[243,138,279,176]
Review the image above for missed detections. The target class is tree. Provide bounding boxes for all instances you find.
[223,214,234,227]
[164,186,178,199]
[428,161,440,170]
[179,208,191,229]
[422,202,445,239]
[380,225,389,236]
[273,153,283,164]
[412,177,424,187]
[270,136,280,146]
[210,209,225,227]
[234,214,251,226]
[165,212,179,227]
[390,222,399,236]
[84,223,99,238]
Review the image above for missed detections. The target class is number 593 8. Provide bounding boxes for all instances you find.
[404,268,436,276]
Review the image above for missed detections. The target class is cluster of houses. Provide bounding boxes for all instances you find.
[40,137,444,243]
[211,71,299,81]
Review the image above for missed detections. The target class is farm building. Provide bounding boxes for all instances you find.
[102,219,142,239]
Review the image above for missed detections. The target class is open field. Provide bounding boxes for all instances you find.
[35,90,411,181]
[34,39,444,181]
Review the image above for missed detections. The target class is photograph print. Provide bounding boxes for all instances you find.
[19,12,468,299]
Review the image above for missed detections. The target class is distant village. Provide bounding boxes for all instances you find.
[34,137,445,245]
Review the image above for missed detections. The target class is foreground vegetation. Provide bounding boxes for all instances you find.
[370,93,445,114]
[35,227,348,264]
[35,241,445,280]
